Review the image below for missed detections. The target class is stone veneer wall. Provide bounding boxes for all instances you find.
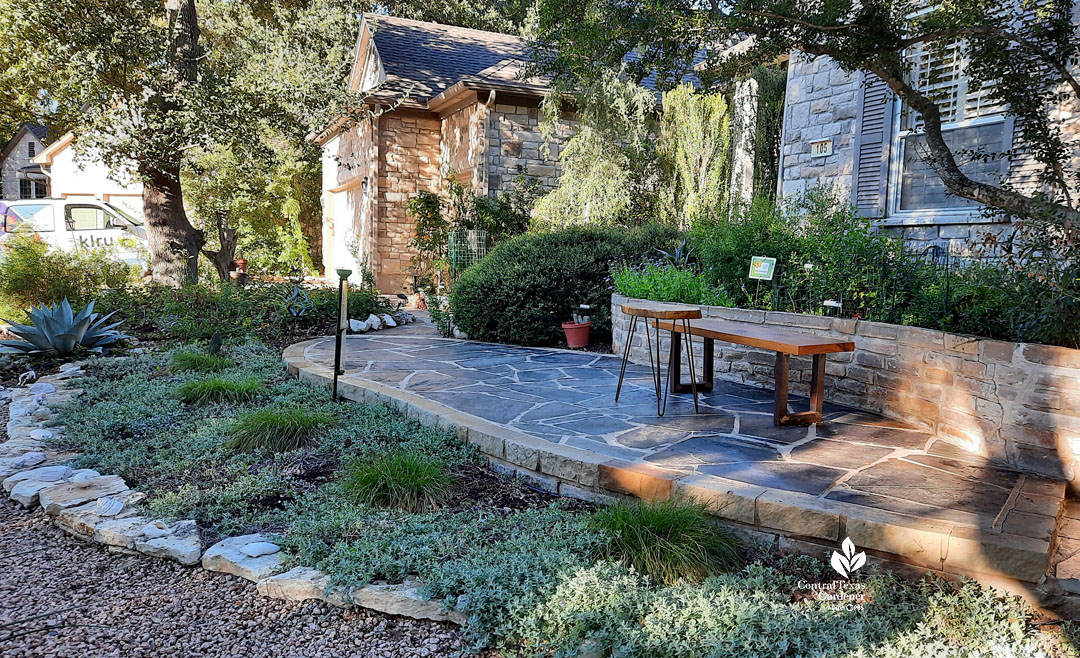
[376,110,441,291]
[779,52,860,201]
[485,103,573,193]
[440,102,488,192]
[611,293,1080,484]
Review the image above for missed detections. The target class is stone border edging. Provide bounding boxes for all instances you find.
[0,364,466,627]
[283,337,1080,613]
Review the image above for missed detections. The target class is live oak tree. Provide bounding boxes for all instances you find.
[526,0,1080,230]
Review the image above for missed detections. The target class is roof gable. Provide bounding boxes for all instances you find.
[0,124,49,165]
[354,14,538,104]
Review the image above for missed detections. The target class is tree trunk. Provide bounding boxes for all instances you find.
[203,209,239,281]
[142,164,204,286]
[139,0,204,287]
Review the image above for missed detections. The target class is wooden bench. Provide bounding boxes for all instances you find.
[654,318,855,426]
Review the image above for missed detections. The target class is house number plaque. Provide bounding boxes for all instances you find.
[810,139,833,158]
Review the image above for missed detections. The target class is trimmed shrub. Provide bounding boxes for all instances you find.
[592,498,739,584]
[450,224,682,346]
[339,450,455,512]
[176,376,264,404]
[225,406,336,453]
[171,351,233,373]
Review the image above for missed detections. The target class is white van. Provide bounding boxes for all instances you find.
[0,198,148,264]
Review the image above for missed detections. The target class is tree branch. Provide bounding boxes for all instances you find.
[739,10,870,34]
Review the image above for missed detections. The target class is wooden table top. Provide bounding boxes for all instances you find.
[654,318,855,356]
[621,302,702,320]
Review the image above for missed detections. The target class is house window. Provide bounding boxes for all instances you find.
[27,141,35,158]
[890,40,1010,216]
[18,180,47,199]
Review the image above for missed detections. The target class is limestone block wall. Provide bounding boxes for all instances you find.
[611,293,1080,484]
[485,103,573,193]
[376,110,441,291]
[780,47,1080,254]
[779,52,860,201]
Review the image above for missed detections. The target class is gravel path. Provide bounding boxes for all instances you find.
[0,498,469,657]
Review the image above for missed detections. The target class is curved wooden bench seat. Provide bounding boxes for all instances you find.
[653,317,855,426]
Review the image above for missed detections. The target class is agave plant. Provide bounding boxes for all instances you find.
[656,239,696,268]
[1,298,129,356]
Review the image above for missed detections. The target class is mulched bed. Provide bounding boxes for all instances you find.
[448,464,595,514]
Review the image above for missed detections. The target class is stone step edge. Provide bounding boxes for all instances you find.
[1,370,466,627]
[282,339,1057,591]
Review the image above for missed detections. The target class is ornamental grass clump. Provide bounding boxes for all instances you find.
[225,406,336,453]
[176,376,265,405]
[592,498,739,585]
[171,351,233,373]
[340,450,455,513]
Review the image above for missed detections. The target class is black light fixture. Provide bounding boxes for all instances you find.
[333,268,352,400]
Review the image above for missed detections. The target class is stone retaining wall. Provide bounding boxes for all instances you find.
[611,293,1080,484]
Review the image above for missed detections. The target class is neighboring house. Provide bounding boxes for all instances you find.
[777,44,1080,253]
[33,132,144,221]
[316,14,573,292]
[0,124,50,200]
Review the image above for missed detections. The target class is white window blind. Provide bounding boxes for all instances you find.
[900,41,1005,131]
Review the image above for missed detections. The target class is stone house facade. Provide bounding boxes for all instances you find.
[0,124,50,200]
[316,14,572,292]
[778,38,1080,254]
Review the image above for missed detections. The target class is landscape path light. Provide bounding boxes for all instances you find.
[333,268,352,400]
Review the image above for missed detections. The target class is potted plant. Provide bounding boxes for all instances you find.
[561,305,591,349]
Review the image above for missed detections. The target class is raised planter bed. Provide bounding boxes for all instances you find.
[612,293,1080,486]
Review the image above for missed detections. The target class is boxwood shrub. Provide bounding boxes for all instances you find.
[449,224,682,346]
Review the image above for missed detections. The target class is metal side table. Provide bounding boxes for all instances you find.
[615,301,702,416]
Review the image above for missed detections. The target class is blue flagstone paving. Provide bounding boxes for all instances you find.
[301,318,1064,539]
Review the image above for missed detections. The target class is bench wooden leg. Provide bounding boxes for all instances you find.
[775,352,827,426]
[809,353,826,417]
[773,352,789,425]
[670,335,714,394]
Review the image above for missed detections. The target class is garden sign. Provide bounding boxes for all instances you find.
[748,256,777,281]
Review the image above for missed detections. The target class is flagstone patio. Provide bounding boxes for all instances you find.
[285,316,1074,596]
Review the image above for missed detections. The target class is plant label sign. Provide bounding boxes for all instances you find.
[749,256,777,281]
[810,139,833,158]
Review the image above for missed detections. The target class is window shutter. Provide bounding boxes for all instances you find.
[852,73,895,217]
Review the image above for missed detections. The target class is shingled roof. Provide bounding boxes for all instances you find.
[362,14,544,104]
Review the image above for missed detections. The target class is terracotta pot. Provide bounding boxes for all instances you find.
[561,321,591,349]
[233,258,248,273]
